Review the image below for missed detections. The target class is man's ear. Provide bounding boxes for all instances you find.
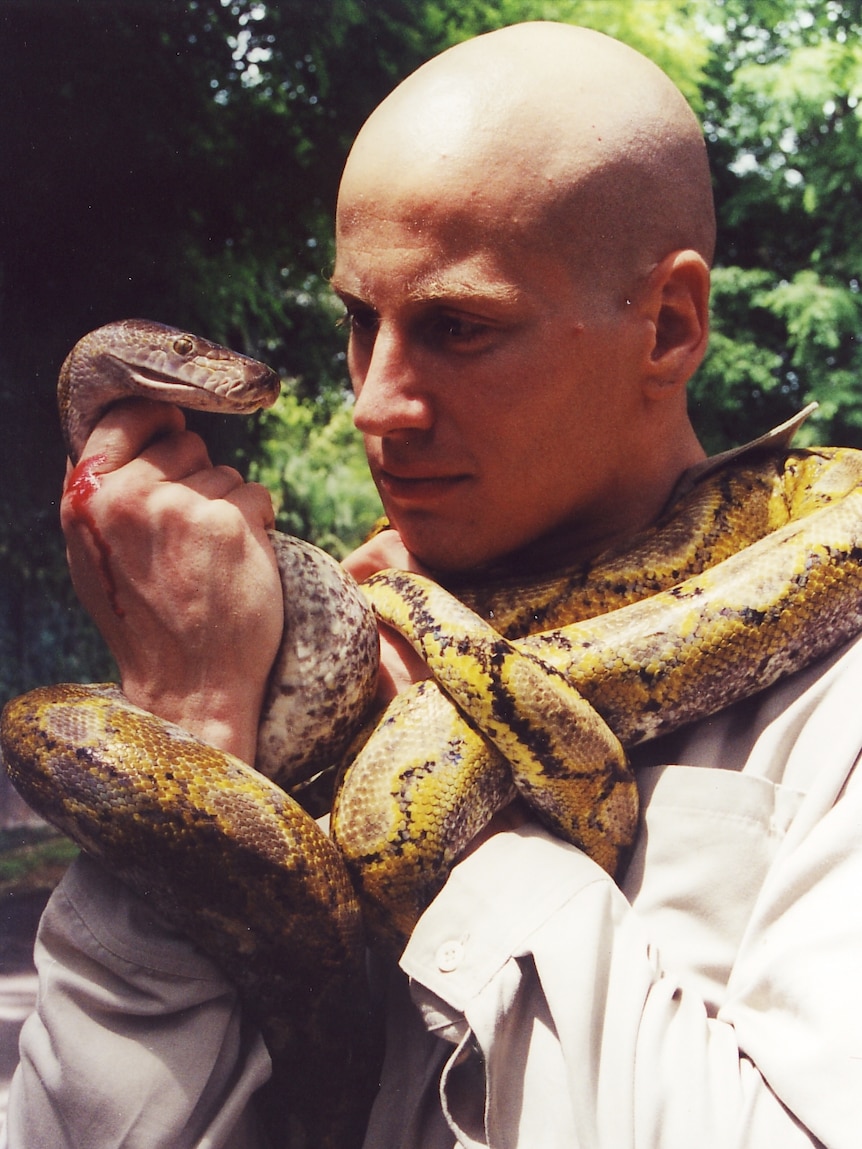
[639,249,710,400]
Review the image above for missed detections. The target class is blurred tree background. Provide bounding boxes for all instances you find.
[0,0,860,705]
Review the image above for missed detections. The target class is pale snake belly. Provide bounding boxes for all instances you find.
[3,318,862,1147]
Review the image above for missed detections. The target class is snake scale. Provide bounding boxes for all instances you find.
[3,318,862,1147]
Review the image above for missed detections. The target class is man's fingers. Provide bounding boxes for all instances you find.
[222,480,277,532]
[64,407,275,541]
[71,397,187,474]
[342,528,429,582]
[134,425,214,482]
[60,428,209,539]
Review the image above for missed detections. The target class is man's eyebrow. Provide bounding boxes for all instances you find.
[404,276,522,307]
[328,276,522,308]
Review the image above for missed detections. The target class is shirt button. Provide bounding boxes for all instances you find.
[436,940,464,972]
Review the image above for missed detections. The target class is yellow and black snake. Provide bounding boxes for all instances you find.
[3,319,862,1147]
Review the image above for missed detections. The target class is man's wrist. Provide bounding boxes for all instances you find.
[121,681,262,765]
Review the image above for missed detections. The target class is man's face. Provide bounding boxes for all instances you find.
[332,189,648,575]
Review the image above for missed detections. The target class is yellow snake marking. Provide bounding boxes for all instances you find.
[4,320,862,1143]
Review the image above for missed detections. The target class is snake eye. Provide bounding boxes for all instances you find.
[173,336,195,356]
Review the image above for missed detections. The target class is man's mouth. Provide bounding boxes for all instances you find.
[377,469,469,503]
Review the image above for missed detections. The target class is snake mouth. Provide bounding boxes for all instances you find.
[127,364,209,390]
[114,359,280,411]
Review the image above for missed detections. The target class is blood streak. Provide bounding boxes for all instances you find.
[66,454,125,618]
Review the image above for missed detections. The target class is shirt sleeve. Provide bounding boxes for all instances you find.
[4,853,271,1149]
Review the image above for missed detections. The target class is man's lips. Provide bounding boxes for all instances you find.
[377,469,469,501]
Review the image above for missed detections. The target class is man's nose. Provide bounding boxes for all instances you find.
[351,327,434,438]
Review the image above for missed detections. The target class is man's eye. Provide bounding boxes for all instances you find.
[337,307,379,339]
[432,314,494,349]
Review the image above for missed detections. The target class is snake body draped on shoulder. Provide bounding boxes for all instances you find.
[3,319,862,1145]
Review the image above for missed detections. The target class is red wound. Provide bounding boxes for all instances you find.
[67,455,126,618]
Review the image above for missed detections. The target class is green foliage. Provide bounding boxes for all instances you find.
[249,394,382,558]
[763,272,860,368]
[0,828,79,898]
[694,0,862,450]
[689,268,788,452]
[0,546,117,706]
[692,264,862,452]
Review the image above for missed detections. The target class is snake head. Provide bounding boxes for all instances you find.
[58,318,281,462]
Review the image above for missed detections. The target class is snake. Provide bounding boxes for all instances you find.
[3,318,862,1147]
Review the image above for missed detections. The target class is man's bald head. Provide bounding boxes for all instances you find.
[334,24,713,572]
[338,22,715,306]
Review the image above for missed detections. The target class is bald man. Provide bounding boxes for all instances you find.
[6,23,862,1149]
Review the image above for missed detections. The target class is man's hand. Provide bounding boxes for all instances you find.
[342,528,432,705]
[60,398,283,765]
